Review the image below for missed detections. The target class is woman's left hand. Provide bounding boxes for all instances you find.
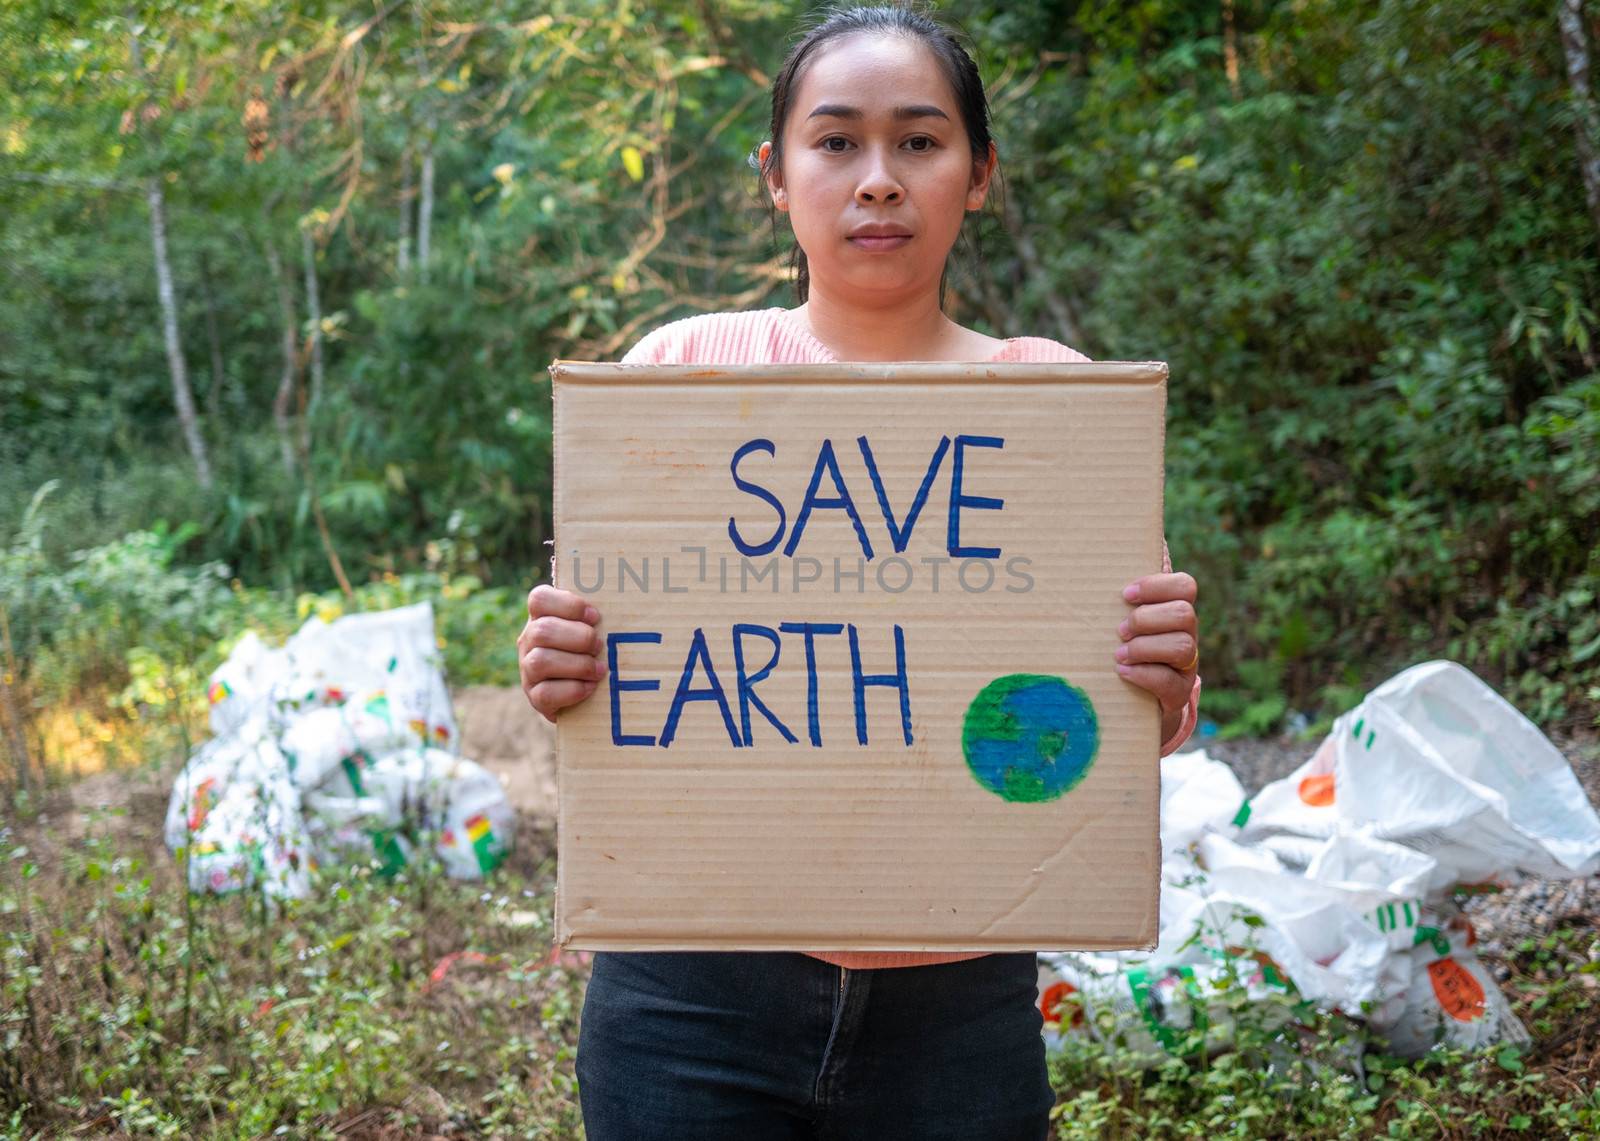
[1116,572,1199,744]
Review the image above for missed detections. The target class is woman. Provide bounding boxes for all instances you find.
[517,7,1201,1138]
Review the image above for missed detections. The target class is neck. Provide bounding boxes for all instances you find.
[796,280,950,362]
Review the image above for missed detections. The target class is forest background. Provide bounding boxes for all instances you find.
[4,0,1600,752]
[4,2,1600,1137]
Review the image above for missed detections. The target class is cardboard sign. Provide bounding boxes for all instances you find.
[548,360,1167,952]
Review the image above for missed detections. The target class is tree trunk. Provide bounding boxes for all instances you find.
[300,218,325,421]
[1559,0,1600,241]
[1002,194,1086,346]
[146,176,213,489]
[128,20,211,489]
[412,4,435,282]
[0,605,31,798]
[397,145,413,275]
[418,129,435,281]
[266,234,299,476]
[1223,0,1241,100]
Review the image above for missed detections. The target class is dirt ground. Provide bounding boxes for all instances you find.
[452,684,558,825]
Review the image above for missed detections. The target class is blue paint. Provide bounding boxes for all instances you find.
[607,631,662,746]
[783,439,875,560]
[659,627,743,748]
[778,621,844,745]
[732,623,798,746]
[948,434,1005,559]
[962,675,1098,802]
[847,623,913,746]
[728,438,786,556]
[858,434,949,554]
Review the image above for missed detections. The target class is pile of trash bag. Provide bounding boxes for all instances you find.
[163,603,516,898]
[1039,660,1600,1061]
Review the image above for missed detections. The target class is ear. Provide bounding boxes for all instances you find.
[966,142,997,211]
[758,140,788,212]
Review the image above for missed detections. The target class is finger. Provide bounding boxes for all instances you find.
[1119,599,1196,640]
[1114,632,1196,671]
[1122,572,1197,606]
[527,677,598,722]
[1115,662,1192,714]
[523,646,608,685]
[529,583,600,625]
[528,614,604,655]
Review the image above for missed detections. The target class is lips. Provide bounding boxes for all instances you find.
[847,224,913,252]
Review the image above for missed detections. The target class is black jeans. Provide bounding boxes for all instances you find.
[575,950,1053,1140]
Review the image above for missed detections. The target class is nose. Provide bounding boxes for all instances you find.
[855,150,903,205]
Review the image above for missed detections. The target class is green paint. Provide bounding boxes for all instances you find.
[1127,964,1207,1054]
[1002,765,1049,803]
[340,755,367,797]
[1413,925,1451,956]
[961,674,1035,742]
[368,828,408,878]
[471,827,507,873]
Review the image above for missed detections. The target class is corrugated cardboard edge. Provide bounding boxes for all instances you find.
[546,360,571,947]
[544,358,1171,952]
[549,360,1169,386]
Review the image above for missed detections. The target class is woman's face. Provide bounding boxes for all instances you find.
[760,32,995,304]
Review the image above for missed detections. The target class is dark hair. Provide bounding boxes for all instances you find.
[756,4,1003,306]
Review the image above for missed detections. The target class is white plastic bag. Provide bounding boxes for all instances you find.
[171,605,509,897]
[278,689,423,791]
[277,603,458,751]
[1375,945,1530,1059]
[1239,661,1600,891]
[182,764,311,899]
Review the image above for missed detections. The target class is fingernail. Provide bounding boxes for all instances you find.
[1122,584,1139,602]
[1118,619,1131,639]
[584,604,600,624]
[593,657,607,678]
[1116,664,1132,677]
[582,680,597,692]
[1114,644,1129,663]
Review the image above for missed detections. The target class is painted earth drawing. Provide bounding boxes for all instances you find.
[961,674,1099,802]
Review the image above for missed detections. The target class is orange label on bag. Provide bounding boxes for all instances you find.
[1298,773,1336,807]
[1427,957,1486,1022]
[1040,980,1084,1029]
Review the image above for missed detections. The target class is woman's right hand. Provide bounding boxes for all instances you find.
[518,584,606,724]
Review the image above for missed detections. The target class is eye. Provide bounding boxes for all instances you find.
[905,135,937,152]
[820,135,852,153]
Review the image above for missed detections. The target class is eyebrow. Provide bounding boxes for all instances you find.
[805,103,951,123]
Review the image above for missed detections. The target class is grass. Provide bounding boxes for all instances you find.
[2,767,1597,1139]
[1044,930,1600,1139]
[1,790,585,1139]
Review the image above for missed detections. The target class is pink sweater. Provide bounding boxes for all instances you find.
[618,306,1202,969]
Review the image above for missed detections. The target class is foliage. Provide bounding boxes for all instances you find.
[3,0,1599,735]
[963,0,1600,729]
[3,810,1597,1136]
[1044,922,1600,1139]
[0,812,585,1137]
[1,483,517,787]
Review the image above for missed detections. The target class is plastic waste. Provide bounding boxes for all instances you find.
[165,603,513,897]
[1039,661,1593,1063]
